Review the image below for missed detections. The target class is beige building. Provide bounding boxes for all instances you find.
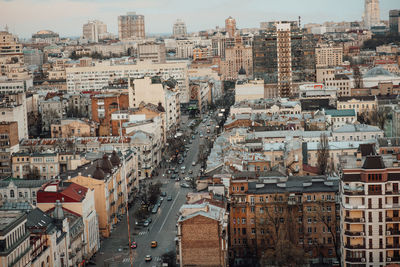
[337,96,378,117]
[363,0,380,29]
[316,44,343,68]
[225,16,237,38]
[118,12,145,40]
[82,20,107,43]
[65,152,134,237]
[0,30,24,67]
[0,211,31,267]
[137,42,166,63]
[51,119,95,138]
[220,38,253,81]
[129,76,180,134]
[235,80,265,103]
[173,19,187,38]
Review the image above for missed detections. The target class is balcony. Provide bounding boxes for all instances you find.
[345,217,365,223]
[387,229,400,235]
[345,230,364,236]
[345,244,366,249]
[386,244,400,249]
[387,217,400,222]
[344,190,365,196]
[345,257,364,262]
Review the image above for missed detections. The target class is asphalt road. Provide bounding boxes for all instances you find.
[93,114,218,267]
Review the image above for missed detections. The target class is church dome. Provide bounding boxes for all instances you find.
[110,151,121,167]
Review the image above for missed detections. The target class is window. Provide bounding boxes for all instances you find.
[18,192,22,198]
[242,218,246,224]
[251,228,256,234]
[250,206,255,213]
[307,217,312,224]
[10,190,14,198]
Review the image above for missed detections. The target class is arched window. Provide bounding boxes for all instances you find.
[10,190,14,198]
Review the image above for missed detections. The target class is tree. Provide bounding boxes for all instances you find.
[26,167,41,180]
[352,66,363,89]
[317,133,330,175]
[258,195,307,266]
[147,182,161,205]
[369,108,388,130]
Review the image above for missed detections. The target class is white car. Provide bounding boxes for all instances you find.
[181,166,186,170]
[192,161,196,166]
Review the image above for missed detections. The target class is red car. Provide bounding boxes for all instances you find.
[131,241,137,249]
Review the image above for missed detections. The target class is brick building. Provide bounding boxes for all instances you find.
[91,93,129,136]
[229,175,339,266]
[177,202,228,267]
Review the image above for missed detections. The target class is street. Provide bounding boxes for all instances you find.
[93,114,217,267]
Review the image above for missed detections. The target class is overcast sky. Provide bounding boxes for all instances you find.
[1,0,399,38]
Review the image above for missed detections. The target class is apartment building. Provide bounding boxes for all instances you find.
[337,96,378,117]
[36,181,100,259]
[82,20,108,43]
[0,122,19,178]
[12,151,88,179]
[0,92,28,141]
[51,119,96,138]
[332,124,384,142]
[316,44,343,68]
[340,151,400,266]
[173,19,187,38]
[66,61,189,102]
[229,175,339,266]
[128,76,181,134]
[220,38,253,81]
[65,153,132,237]
[0,211,31,267]
[225,16,237,38]
[0,179,47,206]
[177,202,228,267]
[137,42,166,63]
[0,30,24,67]
[235,80,265,103]
[176,40,195,59]
[118,12,145,40]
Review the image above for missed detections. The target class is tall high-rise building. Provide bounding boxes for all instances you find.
[118,12,145,40]
[276,23,292,97]
[389,10,400,35]
[173,19,187,38]
[225,16,236,38]
[363,0,380,29]
[83,20,108,43]
[253,21,314,97]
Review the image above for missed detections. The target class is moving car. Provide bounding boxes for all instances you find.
[161,192,167,197]
[143,219,150,227]
[192,161,196,166]
[151,241,158,248]
[167,195,173,201]
[175,177,180,182]
[188,170,193,174]
[145,255,152,261]
[184,177,192,181]
[180,183,190,188]
[130,241,137,249]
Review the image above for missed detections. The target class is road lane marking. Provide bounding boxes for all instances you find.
[158,190,180,234]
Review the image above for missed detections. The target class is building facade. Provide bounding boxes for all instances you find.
[118,12,145,40]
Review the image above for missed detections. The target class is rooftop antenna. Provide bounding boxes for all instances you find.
[298,16,301,28]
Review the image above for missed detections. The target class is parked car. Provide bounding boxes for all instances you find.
[192,161,196,166]
[151,241,158,248]
[188,170,193,174]
[181,169,185,174]
[180,183,190,188]
[167,196,173,201]
[161,192,167,197]
[143,219,150,227]
[175,177,180,182]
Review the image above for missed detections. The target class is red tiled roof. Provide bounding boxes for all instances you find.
[61,183,88,202]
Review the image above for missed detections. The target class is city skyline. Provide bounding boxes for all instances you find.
[1,0,399,38]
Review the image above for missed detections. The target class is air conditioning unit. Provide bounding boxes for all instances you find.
[387,231,391,235]
[361,258,366,262]
[360,232,365,236]
[387,258,392,262]
[360,218,365,222]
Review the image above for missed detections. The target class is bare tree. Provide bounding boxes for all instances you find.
[259,194,307,266]
[353,65,364,89]
[317,133,330,175]
[369,108,387,130]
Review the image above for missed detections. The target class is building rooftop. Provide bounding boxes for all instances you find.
[0,211,26,233]
[325,109,356,117]
[333,124,382,133]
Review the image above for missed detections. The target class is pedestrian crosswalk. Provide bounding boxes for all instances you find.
[137,231,148,236]
[122,256,161,263]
